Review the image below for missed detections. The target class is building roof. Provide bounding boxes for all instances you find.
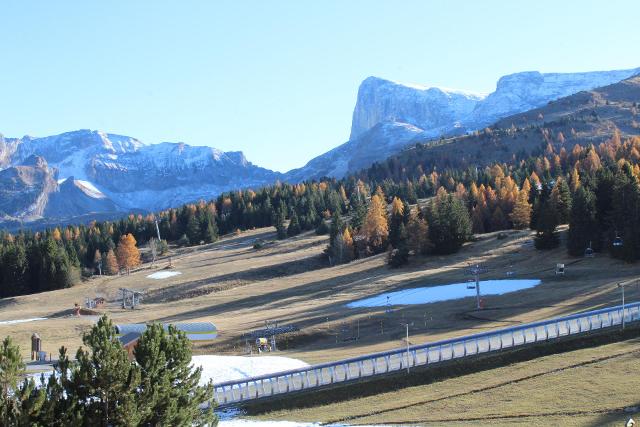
[118,332,141,346]
[115,322,217,341]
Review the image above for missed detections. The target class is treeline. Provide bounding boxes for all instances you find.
[354,130,640,263]
[0,182,349,297]
[3,128,640,297]
[0,316,216,426]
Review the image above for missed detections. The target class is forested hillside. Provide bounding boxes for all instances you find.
[2,76,640,298]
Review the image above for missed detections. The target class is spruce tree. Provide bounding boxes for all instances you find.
[609,163,640,261]
[567,186,600,256]
[534,200,560,249]
[550,178,572,224]
[426,193,472,254]
[388,223,409,267]
[287,211,302,237]
[388,197,405,248]
[273,201,287,240]
[186,214,201,246]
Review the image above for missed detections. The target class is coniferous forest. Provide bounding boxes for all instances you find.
[2,129,640,296]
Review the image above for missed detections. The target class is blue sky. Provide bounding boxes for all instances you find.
[2,1,639,172]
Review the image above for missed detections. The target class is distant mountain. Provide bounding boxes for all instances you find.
[0,155,121,224]
[0,130,283,224]
[354,74,640,180]
[3,67,640,226]
[287,67,640,180]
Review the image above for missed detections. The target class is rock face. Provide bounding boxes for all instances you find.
[0,130,284,223]
[349,77,483,140]
[288,67,640,180]
[0,156,58,220]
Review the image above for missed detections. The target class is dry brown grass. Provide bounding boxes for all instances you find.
[2,225,640,384]
[255,338,640,426]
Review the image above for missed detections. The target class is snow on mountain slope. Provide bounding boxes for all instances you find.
[287,67,640,181]
[0,129,283,216]
[468,68,640,126]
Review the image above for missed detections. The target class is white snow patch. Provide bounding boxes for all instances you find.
[147,271,182,280]
[75,179,101,194]
[0,317,48,325]
[193,355,309,386]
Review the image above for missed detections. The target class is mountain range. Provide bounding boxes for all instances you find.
[1,66,639,226]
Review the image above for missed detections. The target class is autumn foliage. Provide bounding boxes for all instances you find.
[116,234,141,274]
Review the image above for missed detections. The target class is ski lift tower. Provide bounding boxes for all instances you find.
[466,264,489,310]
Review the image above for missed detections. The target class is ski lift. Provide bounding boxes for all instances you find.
[466,279,476,289]
[613,233,623,247]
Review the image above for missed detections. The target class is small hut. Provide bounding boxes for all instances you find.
[118,332,141,360]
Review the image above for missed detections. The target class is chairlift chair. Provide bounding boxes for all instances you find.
[613,236,623,247]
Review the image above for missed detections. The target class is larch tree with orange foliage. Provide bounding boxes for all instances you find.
[362,194,388,253]
[510,189,532,229]
[116,233,141,275]
[103,249,119,275]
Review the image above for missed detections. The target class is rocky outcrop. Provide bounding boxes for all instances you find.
[0,156,58,220]
[288,67,640,180]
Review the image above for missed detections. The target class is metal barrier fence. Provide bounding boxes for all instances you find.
[213,302,640,406]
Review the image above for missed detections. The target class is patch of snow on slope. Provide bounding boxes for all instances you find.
[73,179,108,199]
[193,355,309,386]
[147,271,182,280]
[0,317,48,325]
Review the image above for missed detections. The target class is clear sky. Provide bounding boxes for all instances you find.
[2,1,639,172]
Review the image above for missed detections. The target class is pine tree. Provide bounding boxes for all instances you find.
[116,233,141,275]
[0,337,25,425]
[135,324,217,426]
[67,315,142,425]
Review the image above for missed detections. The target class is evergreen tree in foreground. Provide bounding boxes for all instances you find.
[0,316,217,426]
